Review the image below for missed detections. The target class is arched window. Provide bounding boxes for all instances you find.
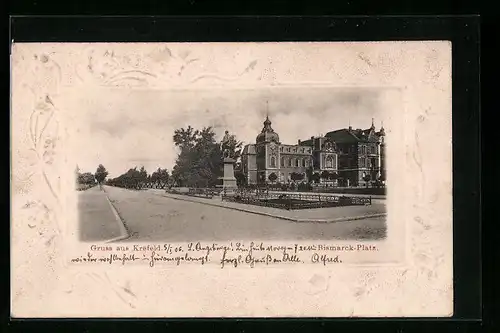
[326,156,334,168]
[270,156,276,168]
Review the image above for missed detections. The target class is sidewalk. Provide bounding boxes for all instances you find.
[150,190,386,223]
[77,186,128,242]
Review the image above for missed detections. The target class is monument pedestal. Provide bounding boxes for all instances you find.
[218,157,238,195]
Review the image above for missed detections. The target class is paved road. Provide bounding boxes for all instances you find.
[78,186,123,242]
[103,186,386,242]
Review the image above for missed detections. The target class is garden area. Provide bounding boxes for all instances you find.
[222,191,372,211]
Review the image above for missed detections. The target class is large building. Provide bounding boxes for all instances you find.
[240,115,386,187]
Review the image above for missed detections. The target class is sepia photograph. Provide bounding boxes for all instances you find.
[11,40,453,318]
[75,88,388,243]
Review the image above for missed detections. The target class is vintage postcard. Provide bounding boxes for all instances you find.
[11,42,453,317]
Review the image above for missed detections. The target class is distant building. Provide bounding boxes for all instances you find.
[321,120,385,187]
[241,115,386,187]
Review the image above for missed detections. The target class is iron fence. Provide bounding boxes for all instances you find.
[222,191,371,210]
[167,187,223,199]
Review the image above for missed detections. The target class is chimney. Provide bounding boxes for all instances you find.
[298,139,301,145]
[311,136,314,140]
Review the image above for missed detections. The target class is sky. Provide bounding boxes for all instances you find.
[70,87,389,178]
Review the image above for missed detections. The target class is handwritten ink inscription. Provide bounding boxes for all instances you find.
[71,242,379,269]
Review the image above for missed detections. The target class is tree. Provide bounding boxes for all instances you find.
[379,172,386,182]
[78,172,95,185]
[290,172,304,182]
[234,163,246,187]
[268,172,278,183]
[94,164,109,184]
[171,126,242,188]
[156,168,170,188]
[137,166,148,189]
[173,126,198,150]
[363,174,371,187]
[235,171,246,187]
[328,172,339,181]
[311,172,321,184]
[306,167,314,183]
[320,170,330,182]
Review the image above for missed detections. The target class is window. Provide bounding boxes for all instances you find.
[281,157,286,167]
[360,158,365,168]
[326,156,333,168]
[295,159,299,167]
[305,159,309,167]
[288,158,293,167]
[270,156,276,168]
[302,159,306,167]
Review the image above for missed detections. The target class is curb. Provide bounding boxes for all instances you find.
[156,192,386,224]
[104,194,131,243]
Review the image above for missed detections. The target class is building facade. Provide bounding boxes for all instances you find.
[322,121,385,187]
[241,116,385,187]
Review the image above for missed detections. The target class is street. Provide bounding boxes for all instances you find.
[80,186,386,242]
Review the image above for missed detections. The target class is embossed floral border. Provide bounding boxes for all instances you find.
[11,42,453,317]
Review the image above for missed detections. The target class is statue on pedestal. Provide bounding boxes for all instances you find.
[219,130,238,193]
[221,130,237,160]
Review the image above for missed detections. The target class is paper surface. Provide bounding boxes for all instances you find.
[11,42,453,317]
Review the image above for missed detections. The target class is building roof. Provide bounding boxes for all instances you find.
[242,144,256,155]
[299,139,314,146]
[326,127,381,143]
[256,116,280,144]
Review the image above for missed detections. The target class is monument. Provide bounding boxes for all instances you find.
[219,130,238,194]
